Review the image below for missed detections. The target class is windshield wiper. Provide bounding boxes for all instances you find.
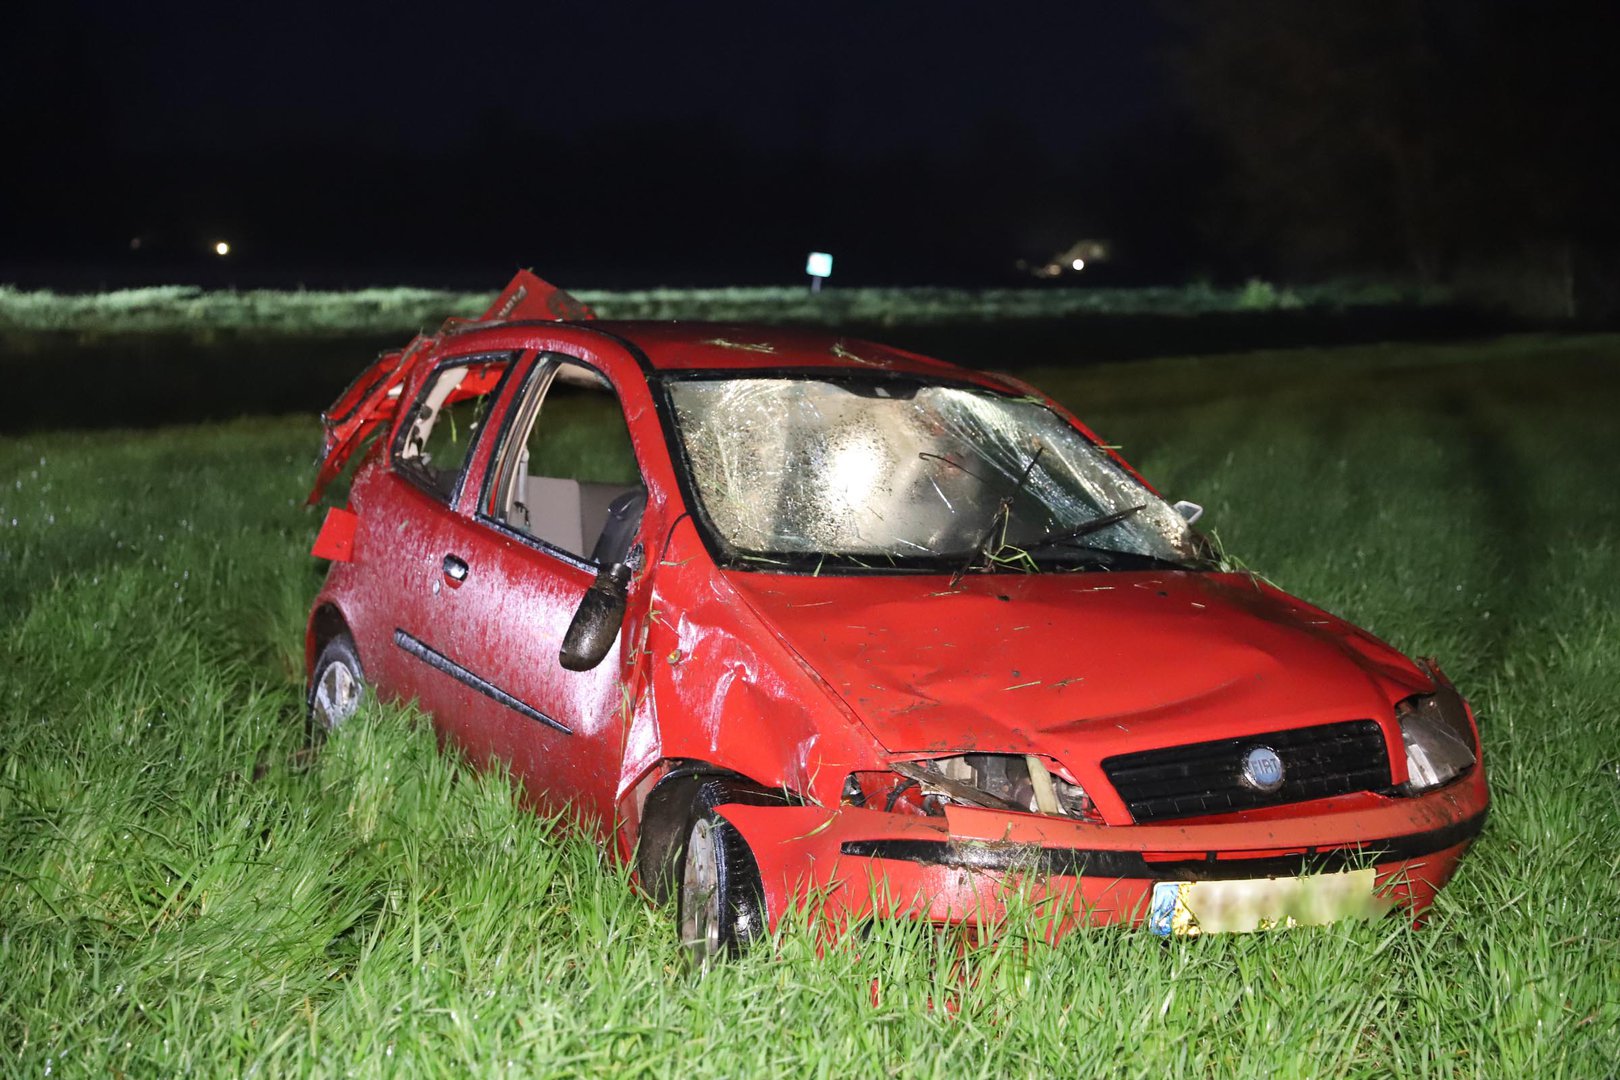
[1021,503,1147,557]
[950,446,1044,587]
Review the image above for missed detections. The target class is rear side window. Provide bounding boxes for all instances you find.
[393,354,515,502]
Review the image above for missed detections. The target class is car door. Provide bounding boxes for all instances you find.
[417,351,654,826]
[368,349,528,724]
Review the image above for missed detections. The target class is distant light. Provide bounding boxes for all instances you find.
[214,241,230,256]
[1071,258,1085,271]
[129,237,143,251]
[806,251,834,278]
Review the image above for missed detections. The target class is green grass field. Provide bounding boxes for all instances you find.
[2,335,1617,1076]
[0,279,1443,338]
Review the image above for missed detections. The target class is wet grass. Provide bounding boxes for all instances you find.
[3,334,1618,1076]
[0,279,1445,337]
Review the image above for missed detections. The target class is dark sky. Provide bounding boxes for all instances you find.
[9,1,1616,313]
[7,1,1188,288]
[100,2,1167,158]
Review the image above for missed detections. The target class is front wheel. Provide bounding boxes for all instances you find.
[678,809,766,964]
[308,634,366,733]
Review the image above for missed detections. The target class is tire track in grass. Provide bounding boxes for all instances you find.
[1425,384,1532,674]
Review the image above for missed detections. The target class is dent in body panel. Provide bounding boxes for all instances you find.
[626,517,884,807]
[716,568,1437,822]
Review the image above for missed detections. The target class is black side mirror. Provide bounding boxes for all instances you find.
[560,562,632,672]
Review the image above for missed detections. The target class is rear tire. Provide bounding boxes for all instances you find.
[308,635,366,733]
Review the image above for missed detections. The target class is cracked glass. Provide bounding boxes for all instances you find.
[666,377,1203,572]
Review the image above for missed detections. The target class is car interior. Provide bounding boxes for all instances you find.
[486,359,646,565]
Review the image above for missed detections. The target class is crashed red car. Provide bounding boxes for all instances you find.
[305,271,1487,958]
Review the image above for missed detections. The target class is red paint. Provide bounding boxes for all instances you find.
[307,271,1490,939]
[310,506,358,562]
[715,794,1480,939]
[308,341,421,504]
[474,268,596,323]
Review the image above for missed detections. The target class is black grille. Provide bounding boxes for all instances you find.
[1101,720,1391,824]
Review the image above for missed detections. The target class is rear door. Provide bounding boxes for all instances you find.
[361,350,529,721]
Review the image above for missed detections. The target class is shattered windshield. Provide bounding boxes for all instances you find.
[665,376,1206,573]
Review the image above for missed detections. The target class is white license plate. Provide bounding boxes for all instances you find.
[1148,869,1391,937]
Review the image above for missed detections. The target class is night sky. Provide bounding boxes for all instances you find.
[94,2,1166,161]
[7,1,1616,297]
[6,1,1185,288]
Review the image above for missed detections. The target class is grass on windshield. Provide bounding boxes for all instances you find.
[1,334,1616,1076]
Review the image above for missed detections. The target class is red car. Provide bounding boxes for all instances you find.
[305,272,1487,958]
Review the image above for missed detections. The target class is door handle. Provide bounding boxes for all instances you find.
[442,554,470,586]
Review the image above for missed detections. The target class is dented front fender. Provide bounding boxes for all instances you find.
[618,516,886,806]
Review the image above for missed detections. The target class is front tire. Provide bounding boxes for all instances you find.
[678,809,766,964]
[308,634,366,733]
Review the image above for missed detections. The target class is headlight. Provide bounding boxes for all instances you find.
[1398,687,1477,792]
[844,754,1100,821]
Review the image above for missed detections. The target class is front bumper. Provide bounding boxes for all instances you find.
[713,766,1487,936]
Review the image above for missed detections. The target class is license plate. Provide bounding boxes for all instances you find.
[1148,869,1390,937]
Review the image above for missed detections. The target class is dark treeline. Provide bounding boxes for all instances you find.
[1171,0,1620,318]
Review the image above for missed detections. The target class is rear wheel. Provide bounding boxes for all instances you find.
[308,635,366,732]
[677,807,766,964]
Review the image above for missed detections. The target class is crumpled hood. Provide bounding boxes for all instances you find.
[723,569,1432,762]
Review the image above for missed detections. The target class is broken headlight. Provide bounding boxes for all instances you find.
[843,754,1099,821]
[1397,689,1476,793]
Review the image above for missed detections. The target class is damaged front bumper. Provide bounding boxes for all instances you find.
[713,766,1488,938]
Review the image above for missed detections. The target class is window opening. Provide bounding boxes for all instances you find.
[487,359,645,563]
[394,356,515,502]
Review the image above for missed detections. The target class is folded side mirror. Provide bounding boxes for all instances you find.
[560,562,631,672]
[1172,500,1204,525]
